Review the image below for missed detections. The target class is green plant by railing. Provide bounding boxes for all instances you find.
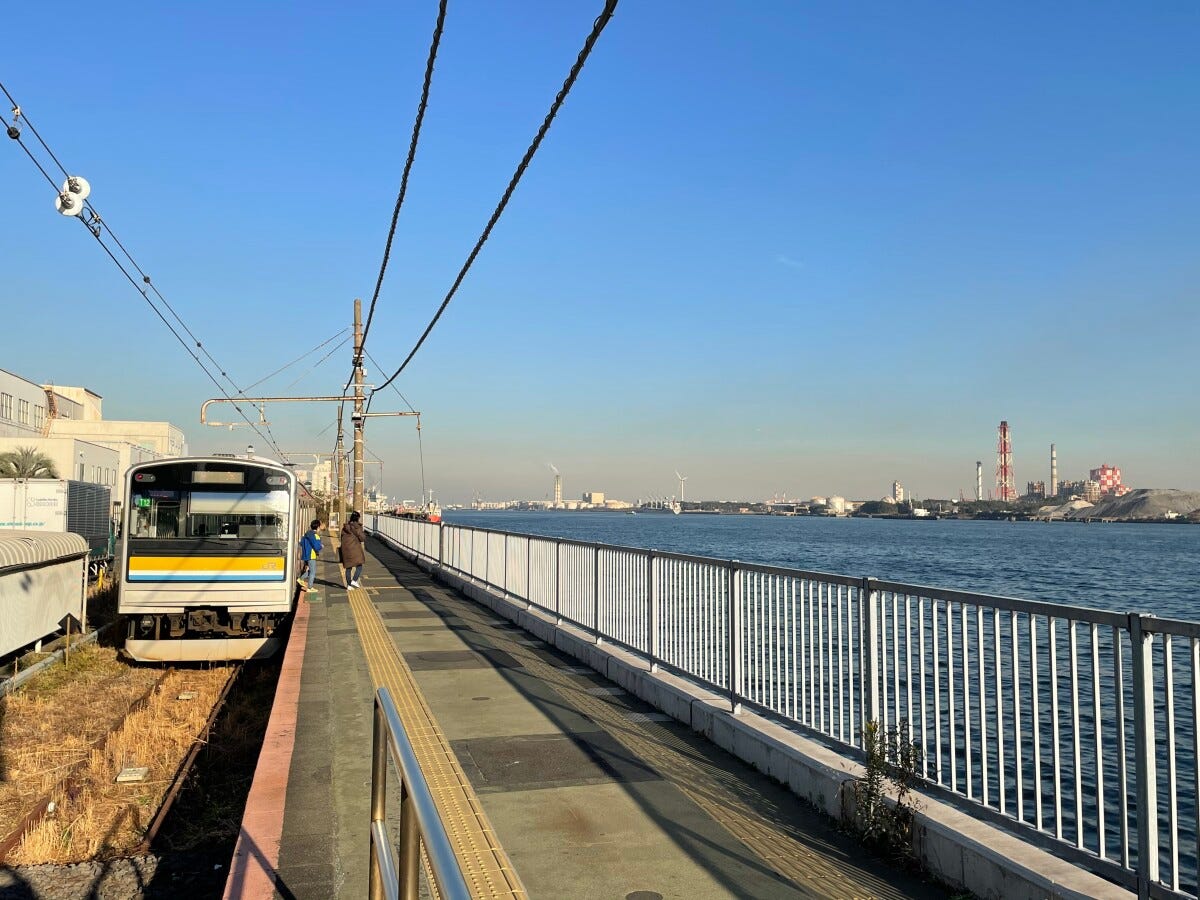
[856,719,924,857]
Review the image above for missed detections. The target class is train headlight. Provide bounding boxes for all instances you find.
[139,616,154,631]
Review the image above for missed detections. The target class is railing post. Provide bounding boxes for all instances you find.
[594,544,602,645]
[554,540,562,626]
[437,522,444,568]
[861,577,879,731]
[503,533,509,596]
[369,698,386,900]
[525,537,532,608]
[647,550,659,672]
[398,781,420,900]
[728,561,743,714]
[1130,613,1159,899]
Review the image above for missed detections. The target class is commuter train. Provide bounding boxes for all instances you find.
[119,456,314,662]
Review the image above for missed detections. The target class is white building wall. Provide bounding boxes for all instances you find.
[0,437,119,490]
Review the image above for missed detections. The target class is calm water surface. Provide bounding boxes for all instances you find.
[443,511,1198,621]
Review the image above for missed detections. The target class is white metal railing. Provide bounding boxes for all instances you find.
[368,514,1200,900]
[369,687,470,900]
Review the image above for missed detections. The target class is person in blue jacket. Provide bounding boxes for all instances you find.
[298,519,323,594]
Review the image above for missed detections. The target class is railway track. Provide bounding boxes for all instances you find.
[0,662,240,864]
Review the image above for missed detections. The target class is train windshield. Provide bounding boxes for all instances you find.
[128,463,291,547]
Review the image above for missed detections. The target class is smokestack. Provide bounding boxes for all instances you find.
[975,461,983,501]
[1050,444,1058,498]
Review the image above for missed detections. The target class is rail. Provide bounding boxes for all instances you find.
[369,687,471,900]
[369,514,1200,900]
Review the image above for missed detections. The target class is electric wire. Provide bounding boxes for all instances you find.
[244,328,350,393]
[365,349,426,500]
[0,97,284,456]
[283,335,352,392]
[358,0,448,357]
[2,80,248,397]
[370,0,619,396]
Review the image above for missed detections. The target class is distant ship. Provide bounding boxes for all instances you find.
[637,499,680,515]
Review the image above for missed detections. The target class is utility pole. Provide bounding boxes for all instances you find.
[353,298,365,515]
[335,404,346,530]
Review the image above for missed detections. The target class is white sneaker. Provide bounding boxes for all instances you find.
[350,580,360,589]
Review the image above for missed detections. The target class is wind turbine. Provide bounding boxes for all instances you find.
[675,470,688,503]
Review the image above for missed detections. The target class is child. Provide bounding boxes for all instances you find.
[298,519,323,594]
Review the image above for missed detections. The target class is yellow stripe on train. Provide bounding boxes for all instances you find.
[128,556,286,582]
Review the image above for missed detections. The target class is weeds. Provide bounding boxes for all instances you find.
[855,718,924,858]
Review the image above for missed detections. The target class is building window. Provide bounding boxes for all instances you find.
[0,394,10,419]
[17,399,29,425]
[33,405,44,429]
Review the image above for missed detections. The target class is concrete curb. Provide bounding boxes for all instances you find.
[375,536,1132,900]
[223,600,311,900]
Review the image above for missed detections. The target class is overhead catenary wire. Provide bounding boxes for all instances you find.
[365,349,426,501]
[283,335,352,391]
[3,79,250,398]
[244,328,350,394]
[0,94,284,457]
[370,0,620,397]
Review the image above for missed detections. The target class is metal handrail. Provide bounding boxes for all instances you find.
[369,687,471,900]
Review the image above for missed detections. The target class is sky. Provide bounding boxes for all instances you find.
[1,1,1197,504]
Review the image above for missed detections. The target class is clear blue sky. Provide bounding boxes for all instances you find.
[2,1,1197,503]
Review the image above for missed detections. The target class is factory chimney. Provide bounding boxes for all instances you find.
[975,461,983,501]
[1050,444,1058,498]
[996,421,1016,502]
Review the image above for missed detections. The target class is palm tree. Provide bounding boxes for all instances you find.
[0,446,59,478]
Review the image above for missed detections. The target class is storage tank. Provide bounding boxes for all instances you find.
[827,496,846,514]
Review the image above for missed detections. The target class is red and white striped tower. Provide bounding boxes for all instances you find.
[996,420,1016,502]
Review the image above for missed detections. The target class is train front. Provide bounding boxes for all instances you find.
[119,458,299,662]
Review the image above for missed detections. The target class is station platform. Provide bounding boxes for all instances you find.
[224,536,945,899]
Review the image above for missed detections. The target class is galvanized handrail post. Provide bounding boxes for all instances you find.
[861,577,879,730]
[594,544,602,645]
[369,700,393,900]
[437,522,444,567]
[1130,613,1159,899]
[503,533,509,596]
[398,781,419,900]
[728,561,743,714]
[524,536,532,608]
[554,540,562,626]
[647,550,659,672]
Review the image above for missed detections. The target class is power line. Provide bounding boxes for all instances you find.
[1,92,284,457]
[359,0,449,355]
[371,0,620,396]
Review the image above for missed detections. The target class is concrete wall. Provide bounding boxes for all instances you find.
[371,530,1135,900]
[49,418,187,458]
[0,368,58,439]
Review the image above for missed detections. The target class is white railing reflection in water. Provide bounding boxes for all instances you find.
[369,515,1200,899]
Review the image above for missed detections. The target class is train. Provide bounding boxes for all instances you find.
[118,455,314,662]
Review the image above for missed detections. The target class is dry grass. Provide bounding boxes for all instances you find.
[0,648,234,864]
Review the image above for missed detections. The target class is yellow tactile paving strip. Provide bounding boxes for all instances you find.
[346,584,527,899]
[431,589,901,900]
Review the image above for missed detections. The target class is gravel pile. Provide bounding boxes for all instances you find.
[1067,488,1200,520]
[0,852,226,899]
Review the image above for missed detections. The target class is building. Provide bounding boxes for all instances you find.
[1082,480,1102,503]
[1089,464,1130,497]
[892,480,904,503]
[1026,480,1046,499]
[583,491,605,505]
[0,370,186,512]
[827,495,846,514]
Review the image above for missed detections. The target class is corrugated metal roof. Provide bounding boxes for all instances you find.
[0,530,89,569]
